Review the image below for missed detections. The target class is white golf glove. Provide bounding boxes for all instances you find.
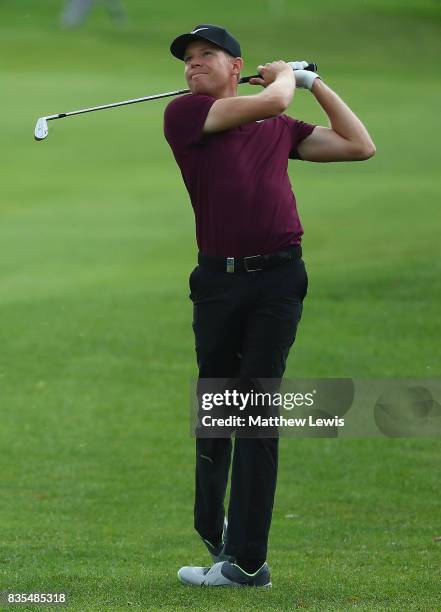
[288,61,321,90]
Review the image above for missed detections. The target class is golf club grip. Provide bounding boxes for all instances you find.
[239,62,317,85]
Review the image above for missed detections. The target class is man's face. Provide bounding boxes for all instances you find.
[183,40,239,96]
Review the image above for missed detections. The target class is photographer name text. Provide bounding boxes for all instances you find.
[201,415,345,428]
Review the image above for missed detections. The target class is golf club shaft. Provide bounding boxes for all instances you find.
[44,62,318,122]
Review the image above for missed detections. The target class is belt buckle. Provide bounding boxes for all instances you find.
[226,257,235,273]
[244,254,263,272]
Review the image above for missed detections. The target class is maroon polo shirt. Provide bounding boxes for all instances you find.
[164,93,316,257]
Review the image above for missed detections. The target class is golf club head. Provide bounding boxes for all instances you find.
[34,117,48,141]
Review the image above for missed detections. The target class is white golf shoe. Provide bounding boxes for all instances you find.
[178,560,272,587]
[177,564,210,586]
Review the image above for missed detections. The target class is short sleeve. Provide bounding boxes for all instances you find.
[281,115,317,160]
[163,93,216,153]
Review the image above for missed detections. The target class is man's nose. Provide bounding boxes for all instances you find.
[190,58,202,68]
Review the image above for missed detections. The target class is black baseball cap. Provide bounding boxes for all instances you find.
[170,24,241,61]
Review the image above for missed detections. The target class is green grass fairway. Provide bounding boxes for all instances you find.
[1,1,441,609]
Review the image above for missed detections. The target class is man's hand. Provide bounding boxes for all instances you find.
[249,61,295,88]
[287,61,321,90]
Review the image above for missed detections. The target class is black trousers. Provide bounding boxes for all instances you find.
[189,256,308,560]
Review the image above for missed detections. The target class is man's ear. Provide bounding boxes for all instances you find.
[232,57,244,81]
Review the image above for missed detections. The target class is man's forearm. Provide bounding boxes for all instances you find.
[262,72,296,112]
[311,79,375,150]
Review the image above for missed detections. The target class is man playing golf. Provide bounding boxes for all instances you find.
[164,24,375,587]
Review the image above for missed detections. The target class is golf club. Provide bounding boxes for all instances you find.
[34,61,318,141]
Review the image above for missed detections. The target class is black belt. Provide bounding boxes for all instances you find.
[198,244,302,274]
